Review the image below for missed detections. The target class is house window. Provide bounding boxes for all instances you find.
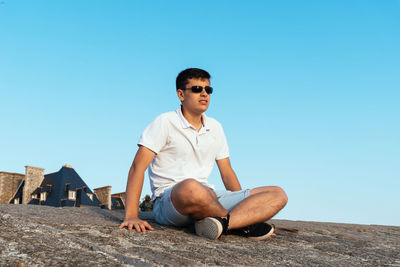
[40,192,47,201]
[87,193,93,201]
[14,198,20,204]
[68,190,76,200]
[32,194,38,199]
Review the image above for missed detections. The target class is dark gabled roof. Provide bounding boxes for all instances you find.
[28,166,101,207]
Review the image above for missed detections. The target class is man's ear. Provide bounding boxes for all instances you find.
[177,89,185,102]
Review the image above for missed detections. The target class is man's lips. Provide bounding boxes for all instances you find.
[199,100,208,104]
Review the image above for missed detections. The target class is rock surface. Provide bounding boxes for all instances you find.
[0,204,399,266]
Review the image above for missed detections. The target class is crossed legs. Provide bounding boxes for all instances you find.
[170,178,288,230]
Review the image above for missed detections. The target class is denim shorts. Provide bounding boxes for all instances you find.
[153,185,251,226]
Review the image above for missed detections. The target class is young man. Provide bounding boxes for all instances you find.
[119,68,288,240]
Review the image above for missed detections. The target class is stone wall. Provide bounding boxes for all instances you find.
[22,166,45,204]
[0,172,25,204]
[94,186,111,209]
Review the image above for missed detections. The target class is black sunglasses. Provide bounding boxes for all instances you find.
[183,86,213,94]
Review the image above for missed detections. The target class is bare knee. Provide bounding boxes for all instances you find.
[275,186,288,207]
[265,186,288,206]
[171,178,214,207]
[251,185,288,208]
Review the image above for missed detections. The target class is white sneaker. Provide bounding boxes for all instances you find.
[194,217,225,240]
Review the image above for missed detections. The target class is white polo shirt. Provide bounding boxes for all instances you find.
[138,106,230,198]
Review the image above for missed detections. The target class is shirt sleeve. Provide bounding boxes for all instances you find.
[138,114,168,154]
[215,123,230,160]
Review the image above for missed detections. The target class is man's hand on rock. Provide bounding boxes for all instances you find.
[119,217,154,232]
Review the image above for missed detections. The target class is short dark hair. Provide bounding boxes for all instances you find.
[176,68,211,90]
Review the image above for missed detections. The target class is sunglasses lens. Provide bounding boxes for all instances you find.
[205,86,213,94]
[187,86,213,94]
[191,86,203,93]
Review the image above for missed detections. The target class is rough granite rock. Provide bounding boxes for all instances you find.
[0,204,399,266]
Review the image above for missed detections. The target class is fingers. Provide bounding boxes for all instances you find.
[135,221,154,232]
[118,221,136,231]
[118,221,128,229]
[133,223,149,232]
[119,220,154,232]
[139,223,147,232]
[143,221,155,231]
[133,223,142,232]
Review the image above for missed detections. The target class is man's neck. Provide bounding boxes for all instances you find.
[181,106,203,131]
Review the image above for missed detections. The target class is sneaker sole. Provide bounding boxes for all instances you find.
[195,217,223,240]
[248,224,275,241]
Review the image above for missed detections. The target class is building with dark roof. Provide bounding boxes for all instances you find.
[2,165,102,208]
[1,166,44,205]
[30,165,101,207]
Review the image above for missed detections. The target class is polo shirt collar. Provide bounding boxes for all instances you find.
[176,106,210,131]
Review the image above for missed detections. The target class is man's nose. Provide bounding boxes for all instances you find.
[200,88,208,96]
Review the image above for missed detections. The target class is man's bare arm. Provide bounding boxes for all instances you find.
[119,146,156,232]
[216,157,242,191]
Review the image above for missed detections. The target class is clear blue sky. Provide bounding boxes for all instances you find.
[1,1,399,226]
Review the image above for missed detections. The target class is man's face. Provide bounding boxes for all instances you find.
[178,78,211,114]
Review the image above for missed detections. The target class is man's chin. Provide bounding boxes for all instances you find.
[198,106,209,113]
[182,104,209,114]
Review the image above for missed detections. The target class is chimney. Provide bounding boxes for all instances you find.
[94,186,112,209]
[22,166,45,204]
